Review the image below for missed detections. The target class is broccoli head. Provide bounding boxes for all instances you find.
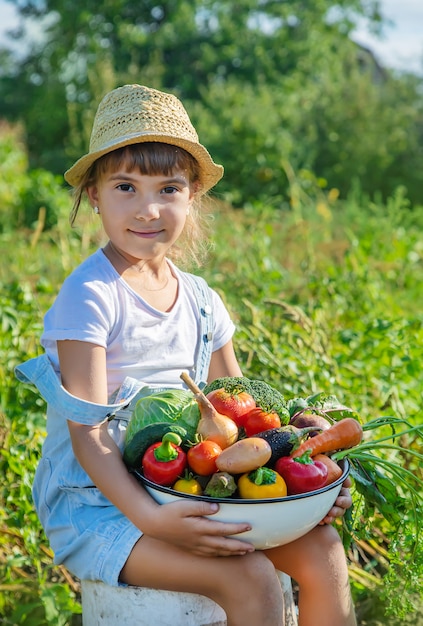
[203,376,289,424]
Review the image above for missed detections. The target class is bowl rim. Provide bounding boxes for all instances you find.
[133,458,349,504]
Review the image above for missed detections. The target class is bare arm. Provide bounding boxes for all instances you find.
[58,340,160,526]
[207,339,243,382]
[58,339,253,555]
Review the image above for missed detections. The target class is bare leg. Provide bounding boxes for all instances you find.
[266,525,357,626]
[120,536,284,626]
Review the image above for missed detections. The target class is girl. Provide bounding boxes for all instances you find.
[16,84,356,626]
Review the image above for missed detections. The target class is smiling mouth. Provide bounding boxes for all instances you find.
[130,229,163,237]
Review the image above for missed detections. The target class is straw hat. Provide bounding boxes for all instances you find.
[64,84,224,192]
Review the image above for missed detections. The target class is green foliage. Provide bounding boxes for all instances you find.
[204,189,423,415]
[0,281,81,625]
[189,80,293,205]
[0,123,29,231]
[0,126,71,231]
[20,169,72,229]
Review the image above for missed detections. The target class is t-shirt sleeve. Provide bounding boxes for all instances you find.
[41,274,115,351]
[210,288,236,352]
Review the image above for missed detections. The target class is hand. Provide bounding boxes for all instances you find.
[146,499,256,557]
[319,477,352,525]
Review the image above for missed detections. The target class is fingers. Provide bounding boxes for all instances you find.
[319,505,344,525]
[163,500,255,556]
[194,536,255,557]
[182,500,221,517]
[180,522,255,557]
[177,499,254,535]
[319,485,353,525]
[335,486,353,511]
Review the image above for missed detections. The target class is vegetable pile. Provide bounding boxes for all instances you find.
[123,374,369,500]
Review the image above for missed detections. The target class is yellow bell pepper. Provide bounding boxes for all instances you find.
[172,473,202,495]
[238,467,287,499]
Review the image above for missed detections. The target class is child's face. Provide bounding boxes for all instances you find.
[87,165,195,263]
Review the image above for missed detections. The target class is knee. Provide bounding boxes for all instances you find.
[226,552,280,598]
[245,551,278,583]
[238,553,283,607]
[293,525,347,585]
[312,524,343,553]
[212,553,284,624]
[305,523,343,554]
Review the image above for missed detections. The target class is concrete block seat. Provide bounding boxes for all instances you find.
[81,570,298,626]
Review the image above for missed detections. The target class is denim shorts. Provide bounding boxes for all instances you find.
[16,355,146,585]
[43,477,143,585]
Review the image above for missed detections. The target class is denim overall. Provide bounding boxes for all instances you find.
[15,273,214,585]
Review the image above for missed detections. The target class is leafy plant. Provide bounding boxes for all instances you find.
[0,126,71,232]
[0,280,82,624]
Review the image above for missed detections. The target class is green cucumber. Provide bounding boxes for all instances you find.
[123,422,189,469]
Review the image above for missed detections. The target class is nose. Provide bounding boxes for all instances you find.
[135,198,160,220]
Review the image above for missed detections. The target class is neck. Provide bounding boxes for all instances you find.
[104,242,170,291]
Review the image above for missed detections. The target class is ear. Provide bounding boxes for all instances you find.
[86,185,99,207]
[188,181,201,204]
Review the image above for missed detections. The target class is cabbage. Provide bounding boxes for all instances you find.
[125,388,200,445]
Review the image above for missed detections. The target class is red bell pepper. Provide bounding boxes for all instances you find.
[274,451,328,495]
[142,433,187,487]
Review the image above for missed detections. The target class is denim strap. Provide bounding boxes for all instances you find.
[182,272,214,387]
[15,354,130,424]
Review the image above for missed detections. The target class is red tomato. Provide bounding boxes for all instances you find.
[244,407,281,437]
[187,441,223,476]
[206,388,256,427]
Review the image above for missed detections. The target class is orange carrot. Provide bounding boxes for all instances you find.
[313,454,343,485]
[291,418,363,458]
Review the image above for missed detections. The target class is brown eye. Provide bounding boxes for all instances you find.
[117,183,135,192]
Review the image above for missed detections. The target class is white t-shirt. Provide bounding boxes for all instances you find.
[41,249,235,396]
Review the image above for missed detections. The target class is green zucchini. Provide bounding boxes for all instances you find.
[123,422,189,469]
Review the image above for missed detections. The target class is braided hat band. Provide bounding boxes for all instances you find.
[64,84,224,193]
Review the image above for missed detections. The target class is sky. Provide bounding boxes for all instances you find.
[352,0,423,75]
[0,0,422,75]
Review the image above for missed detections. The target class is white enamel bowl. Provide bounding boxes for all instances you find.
[135,459,349,549]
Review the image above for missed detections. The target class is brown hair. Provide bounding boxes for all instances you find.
[70,143,212,267]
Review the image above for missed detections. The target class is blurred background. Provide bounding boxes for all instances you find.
[0,0,422,217]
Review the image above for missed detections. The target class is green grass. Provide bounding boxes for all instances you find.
[1,188,422,624]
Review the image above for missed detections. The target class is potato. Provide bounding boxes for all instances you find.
[215,437,272,474]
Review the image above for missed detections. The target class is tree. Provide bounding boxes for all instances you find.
[1,0,422,205]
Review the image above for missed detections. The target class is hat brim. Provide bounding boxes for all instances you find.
[64,132,224,193]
